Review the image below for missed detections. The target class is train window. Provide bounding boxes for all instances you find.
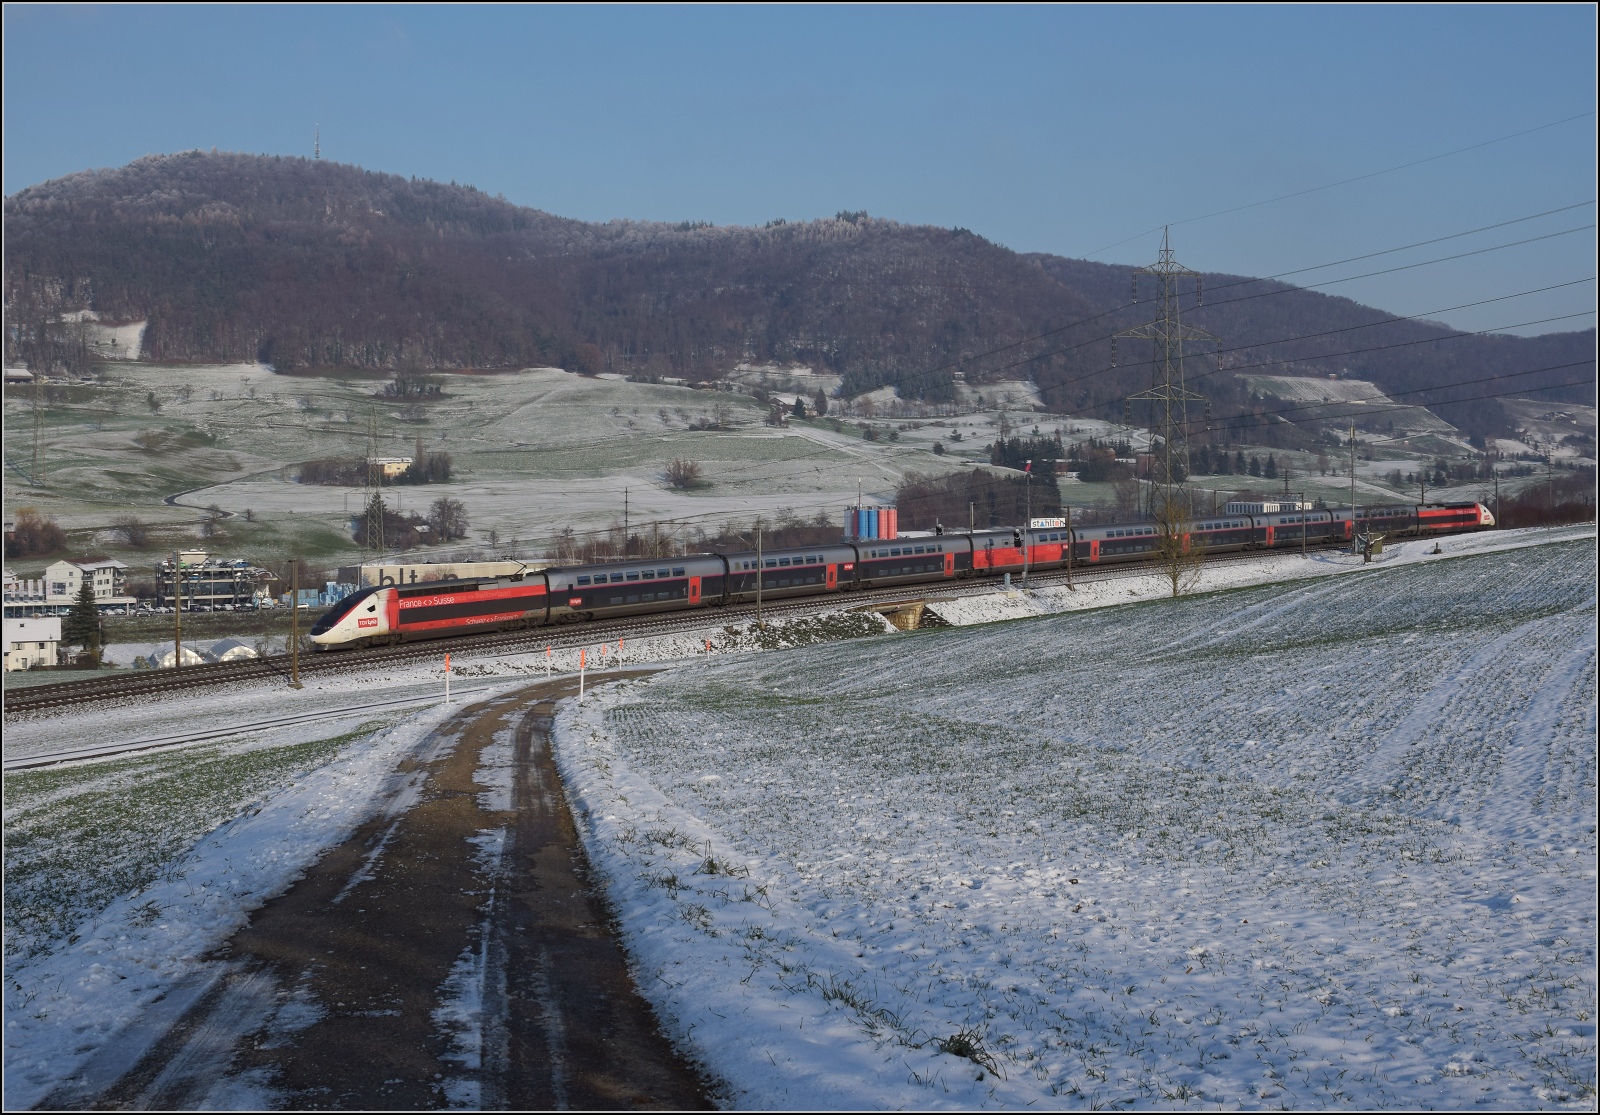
[576,576,591,586]
[658,568,671,577]
[673,567,685,576]
[641,570,655,580]
[626,572,639,581]
[626,594,639,604]
[765,559,777,568]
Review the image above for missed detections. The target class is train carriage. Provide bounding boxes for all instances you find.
[546,555,723,622]
[1251,509,1339,549]
[968,529,1027,573]
[1185,516,1255,552]
[723,544,852,603]
[1074,523,1161,564]
[851,537,960,587]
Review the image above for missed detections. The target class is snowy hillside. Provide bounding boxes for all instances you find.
[555,537,1597,1109]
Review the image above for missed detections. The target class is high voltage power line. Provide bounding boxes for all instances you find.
[840,199,1596,401]
[1080,110,1597,259]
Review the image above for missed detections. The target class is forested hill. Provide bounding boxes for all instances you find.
[6,151,1591,435]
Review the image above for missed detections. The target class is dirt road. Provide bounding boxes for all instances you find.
[49,677,709,1110]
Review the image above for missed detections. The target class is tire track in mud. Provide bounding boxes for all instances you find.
[49,677,708,1111]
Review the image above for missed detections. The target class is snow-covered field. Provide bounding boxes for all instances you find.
[1,707,462,1110]
[553,534,1598,1109]
[3,525,1592,1109]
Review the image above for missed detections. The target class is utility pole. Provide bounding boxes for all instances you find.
[290,560,304,689]
[1349,424,1358,555]
[1064,503,1074,590]
[1300,490,1307,558]
[624,488,630,554]
[1117,228,1217,531]
[1022,464,1032,584]
[364,407,385,559]
[172,551,182,671]
[31,372,43,488]
[754,520,764,629]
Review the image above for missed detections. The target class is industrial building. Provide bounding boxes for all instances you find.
[157,553,277,610]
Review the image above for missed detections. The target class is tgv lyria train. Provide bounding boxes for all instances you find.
[309,501,1494,649]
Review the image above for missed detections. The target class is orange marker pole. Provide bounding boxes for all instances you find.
[444,653,451,705]
[546,645,552,677]
[579,647,586,703]
[619,637,625,664]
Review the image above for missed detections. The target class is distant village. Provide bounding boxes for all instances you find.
[2,550,359,672]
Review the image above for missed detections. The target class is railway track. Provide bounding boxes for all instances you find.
[3,545,1332,718]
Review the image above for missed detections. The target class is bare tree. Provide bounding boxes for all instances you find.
[1112,477,1141,517]
[428,497,468,541]
[200,504,226,540]
[1152,495,1206,598]
[112,515,150,548]
[664,458,704,489]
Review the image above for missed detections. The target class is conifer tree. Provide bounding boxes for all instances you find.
[63,579,101,664]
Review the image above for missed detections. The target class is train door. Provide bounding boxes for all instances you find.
[825,564,838,589]
[1089,540,1100,563]
[688,577,701,605]
[943,552,954,577]
[1265,526,1275,547]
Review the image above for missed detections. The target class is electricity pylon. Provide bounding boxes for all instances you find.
[1115,228,1218,521]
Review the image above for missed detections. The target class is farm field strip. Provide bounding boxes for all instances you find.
[552,536,1597,1110]
[1,705,471,1111]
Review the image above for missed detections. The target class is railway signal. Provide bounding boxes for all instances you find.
[578,647,587,703]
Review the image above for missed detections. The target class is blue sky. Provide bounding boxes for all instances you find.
[4,5,1595,334]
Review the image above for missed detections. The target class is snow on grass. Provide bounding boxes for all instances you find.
[553,535,1597,1110]
[1,704,462,1111]
[928,523,1598,629]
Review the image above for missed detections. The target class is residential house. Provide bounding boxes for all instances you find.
[4,616,60,670]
